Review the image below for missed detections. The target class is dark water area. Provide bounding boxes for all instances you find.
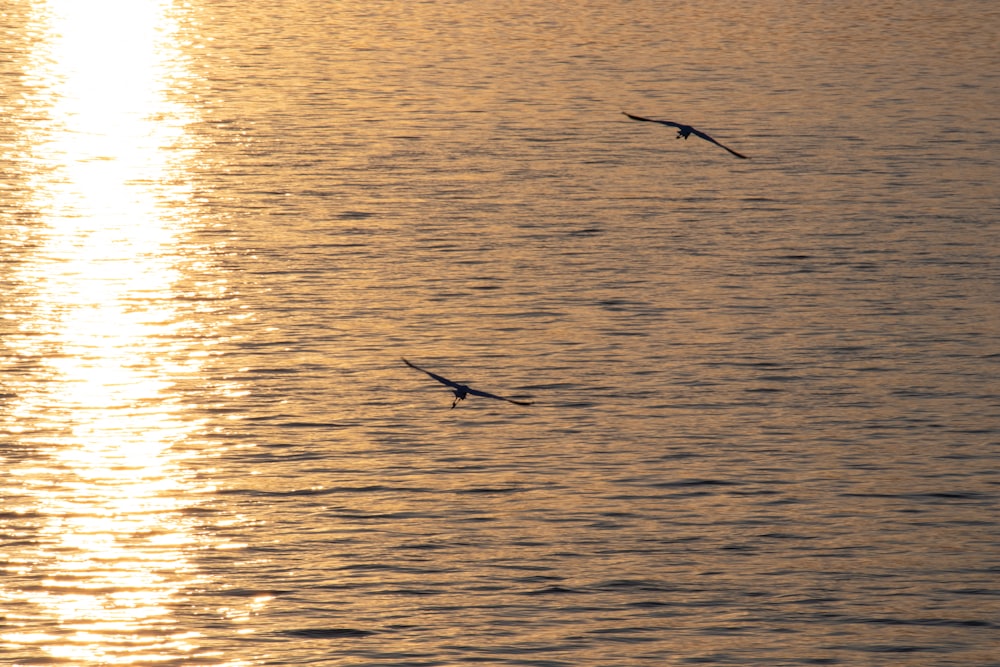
[2,1,998,664]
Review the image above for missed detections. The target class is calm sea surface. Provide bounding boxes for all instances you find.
[2,1,998,665]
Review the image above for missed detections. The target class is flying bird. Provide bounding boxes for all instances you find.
[402,358,533,408]
[622,111,749,159]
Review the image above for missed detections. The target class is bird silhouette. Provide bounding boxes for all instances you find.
[622,111,748,159]
[402,358,533,408]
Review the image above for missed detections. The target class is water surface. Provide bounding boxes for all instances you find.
[2,1,998,665]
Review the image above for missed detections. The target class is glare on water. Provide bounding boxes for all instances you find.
[0,1,238,663]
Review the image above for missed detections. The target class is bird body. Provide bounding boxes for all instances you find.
[402,358,533,408]
[622,111,748,159]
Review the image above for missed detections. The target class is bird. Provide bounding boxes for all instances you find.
[402,358,533,408]
[622,111,748,159]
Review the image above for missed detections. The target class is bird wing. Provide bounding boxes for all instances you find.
[403,358,533,405]
[624,111,748,158]
[466,387,534,405]
[689,127,749,159]
[622,111,682,129]
[402,358,462,390]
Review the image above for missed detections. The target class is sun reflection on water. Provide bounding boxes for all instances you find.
[1,1,233,663]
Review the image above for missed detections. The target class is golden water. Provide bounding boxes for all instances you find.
[2,1,997,665]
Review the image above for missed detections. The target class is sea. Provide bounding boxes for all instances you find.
[1,1,998,665]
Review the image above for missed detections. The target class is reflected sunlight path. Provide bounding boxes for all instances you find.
[0,1,239,664]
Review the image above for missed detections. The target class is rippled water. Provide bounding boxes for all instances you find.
[2,0,998,665]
